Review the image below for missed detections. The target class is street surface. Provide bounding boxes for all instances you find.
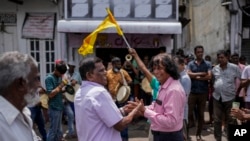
[35,102,227,141]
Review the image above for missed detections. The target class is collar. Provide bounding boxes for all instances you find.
[180,70,186,76]
[219,62,229,69]
[0,96,20,125]
[194,59,205,64]
[160,77,174,89]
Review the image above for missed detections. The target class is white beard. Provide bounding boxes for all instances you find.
[24,89,40,107]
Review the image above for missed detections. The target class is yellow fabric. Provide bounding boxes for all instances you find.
[78,8,124,56]
[106,8,124,36]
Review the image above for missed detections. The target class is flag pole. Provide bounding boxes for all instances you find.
[122,35,131,48]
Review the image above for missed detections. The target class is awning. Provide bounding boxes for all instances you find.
[57,20,182,34]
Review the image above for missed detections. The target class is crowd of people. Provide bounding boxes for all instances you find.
[0,45,250,141]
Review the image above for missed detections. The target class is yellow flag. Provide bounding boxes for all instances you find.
[78,8,124,56]
[106,8,124,36]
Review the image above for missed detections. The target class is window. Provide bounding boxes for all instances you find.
[66,0,177,20]
[28,39,56,86]
[45,40,55,74]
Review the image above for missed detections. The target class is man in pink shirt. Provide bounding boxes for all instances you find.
[231,53,246,108]
[129,53,186,141]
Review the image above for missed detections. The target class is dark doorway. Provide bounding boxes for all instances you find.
[95,48,161,68]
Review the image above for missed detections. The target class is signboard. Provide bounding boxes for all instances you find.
[22,13,56,39]
[0,13,16,24]
[67,33,171,49]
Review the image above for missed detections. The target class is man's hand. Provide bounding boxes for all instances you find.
[71,80,77,86]
[128,48,138,58]
[126,98,145,116]
[231,108,245,121]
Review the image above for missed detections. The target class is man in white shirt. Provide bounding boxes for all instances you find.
[241,65,250,109]
[0,51,41,141]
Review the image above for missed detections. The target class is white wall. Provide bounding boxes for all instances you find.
[0,0,62,55]
[0,0,63,86]
[178,0,230,63]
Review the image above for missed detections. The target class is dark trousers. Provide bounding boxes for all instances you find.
[29,106,47,141]
[188,93,207,135]
[152,130,183,141]
[213,98,236,141]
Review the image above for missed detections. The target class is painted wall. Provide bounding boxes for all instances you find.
[0,0,63,86]
[0,0,62,55]
[178,0,230,63]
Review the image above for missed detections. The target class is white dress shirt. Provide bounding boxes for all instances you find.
[0,96,38,141]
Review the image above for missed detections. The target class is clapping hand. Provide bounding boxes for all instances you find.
[125,97,145,117]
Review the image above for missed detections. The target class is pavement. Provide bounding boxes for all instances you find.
[35,102,227,141]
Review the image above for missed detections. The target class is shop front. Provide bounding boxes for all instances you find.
[58,0,182,66]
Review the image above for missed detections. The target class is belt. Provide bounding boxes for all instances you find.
[151,130,181,135]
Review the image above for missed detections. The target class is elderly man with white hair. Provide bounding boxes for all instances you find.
[0,51,41,141]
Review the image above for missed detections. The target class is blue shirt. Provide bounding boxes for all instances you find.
[187,59,212,94]
[179,70,191,120]
[64,71,82,85]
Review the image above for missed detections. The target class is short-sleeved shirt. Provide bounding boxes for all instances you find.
[74,81,123,141]
[236,64,245,97]
[212,63,241,102]
[106,69,132,99]
[241,65,250,102]
[187,59,212,94]
[45,73,64,111]
[64,71,82,85]
[0,96,35,141]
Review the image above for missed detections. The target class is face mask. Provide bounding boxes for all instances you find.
[113,67,120,73]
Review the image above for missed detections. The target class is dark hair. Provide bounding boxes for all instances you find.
[205,55,211,61]
[159,46,166,53]
[153,53,180,80]
[239,55,246,61]
[79,55,103,80]
[194,45,204,53]
[55,61,67,74]
[176,49,185,57]
[231,53,239,58]
[174,55,185,65]
[217,50,229,57]
[111,57,121,65]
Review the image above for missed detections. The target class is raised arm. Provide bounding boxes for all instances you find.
[128,48,154,82]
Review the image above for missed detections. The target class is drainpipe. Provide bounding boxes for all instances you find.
[229,0,239,53]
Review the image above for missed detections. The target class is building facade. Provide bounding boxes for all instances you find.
[0,0,63,86]
[177,0,250,64]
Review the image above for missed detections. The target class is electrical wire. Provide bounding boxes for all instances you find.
[236,0,250,17]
